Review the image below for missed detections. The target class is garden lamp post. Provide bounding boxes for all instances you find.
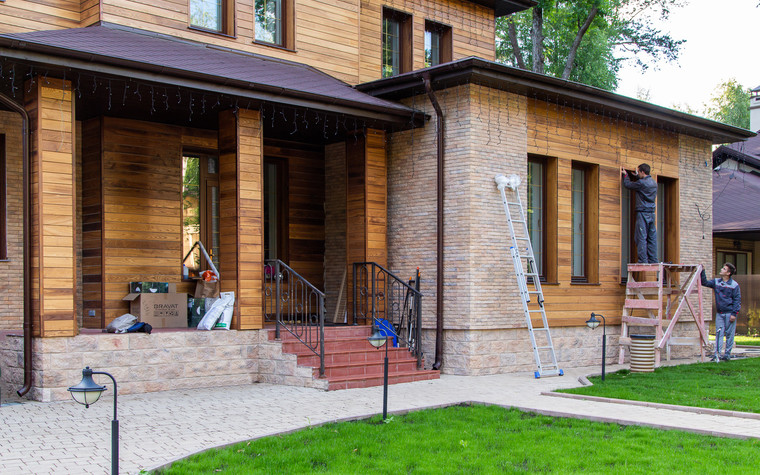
[586,313,607,381]
[68,367,119,474]
[367,327,389,420]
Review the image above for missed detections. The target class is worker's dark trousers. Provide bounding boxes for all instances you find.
[635,211,658,263]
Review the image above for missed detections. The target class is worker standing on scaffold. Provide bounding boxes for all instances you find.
[621,163,658,264]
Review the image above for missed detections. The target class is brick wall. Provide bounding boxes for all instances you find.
[0,112,24,330]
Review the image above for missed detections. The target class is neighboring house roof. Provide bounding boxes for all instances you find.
[358,57,756,145]
[471,0,536,16]
[712,168,760,234]
[0,22,415,124]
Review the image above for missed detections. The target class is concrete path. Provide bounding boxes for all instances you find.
[1,360,759,474]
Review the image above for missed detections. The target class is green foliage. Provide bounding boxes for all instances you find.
[704,79,751,129]
[496,0,685,90]
[561,357,760,413]
[155,404,760,474]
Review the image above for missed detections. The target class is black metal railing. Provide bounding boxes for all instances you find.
[353,262,423,368]
[264,259,325,377]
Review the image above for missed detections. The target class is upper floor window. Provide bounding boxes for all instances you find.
[190,0,229,34]
[424,21,452,68]
[383,8,411,78]
[255,0,282,45]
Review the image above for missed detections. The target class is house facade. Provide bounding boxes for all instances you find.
[0,0,753,401]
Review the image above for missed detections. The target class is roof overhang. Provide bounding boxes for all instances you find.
[358,57,756,145]
[469,0,535,17]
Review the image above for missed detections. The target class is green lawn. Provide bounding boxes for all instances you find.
[155,404,759,474]
[559,356,760,413]
[734,335,760,346]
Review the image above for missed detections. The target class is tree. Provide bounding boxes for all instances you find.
[703,79,750,129]
[496,0,686,90]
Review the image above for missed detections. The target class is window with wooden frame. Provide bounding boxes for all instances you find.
[189,0,233,35]
[382,8,412,78]
[264,157,288,262]
[424,20,452,68]
[0,134,6,260]
[255,0,294,48]
[570,162,598,283]
[656,176,678,264]
[527,155,557,283]
[716,250,751,275]
[182,153,220,278]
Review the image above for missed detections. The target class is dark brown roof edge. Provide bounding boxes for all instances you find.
[468,0,536,17]
[713,145,760,170]
[358,57,756,145]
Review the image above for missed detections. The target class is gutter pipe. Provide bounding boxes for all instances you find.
[0,93,32,397]
[422,74,444,371]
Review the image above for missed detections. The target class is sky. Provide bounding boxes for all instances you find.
[615,0,759,113]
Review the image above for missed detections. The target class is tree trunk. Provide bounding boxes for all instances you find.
[562,6,599,80]
[507,18,527,70]
[531,7,544,74]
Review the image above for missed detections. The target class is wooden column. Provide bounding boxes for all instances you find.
[25,77,77,337]
[218,109,263,330]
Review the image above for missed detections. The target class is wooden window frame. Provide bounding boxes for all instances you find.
[657,176,678,265]
[254,0,294,49]
[424,20,452,68]
[570,161,598,284]
[0,134,6,260]
[382,8,412,78]
[527,155,557,283]
[264,157,289,263]
[188,0,235,36]
[716,249,752,275]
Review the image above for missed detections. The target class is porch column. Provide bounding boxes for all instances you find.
[346,128,387,315]
[25,77,77,337]
[218,108,264,330]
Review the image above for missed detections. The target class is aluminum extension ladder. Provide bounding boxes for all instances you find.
[495,174,563,378]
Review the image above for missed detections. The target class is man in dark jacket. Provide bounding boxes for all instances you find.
[701,262,741,361]
[621,163,658,263]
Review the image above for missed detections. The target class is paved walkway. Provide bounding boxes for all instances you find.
[2,359,760,474]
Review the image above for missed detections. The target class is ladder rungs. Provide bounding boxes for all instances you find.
[536,346,554,350]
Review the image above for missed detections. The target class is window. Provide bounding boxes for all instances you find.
[571,162,598,283]
[182,153,219,277]
[424,21,452,68]
[189,0,231,34]
[264,157,288,261]
[382,9,411,78]
[657,176,678,264]
[526,155,557,282]
[255,0,293,47]
[620,187,634,279]
[716,250,751,275]
[0,134,5,260]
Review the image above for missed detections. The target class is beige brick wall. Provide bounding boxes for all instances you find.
[0,330,326,402]
[0,112,24,330]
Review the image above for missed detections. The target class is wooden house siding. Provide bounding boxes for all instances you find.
[25,77,77,337]
[527,97,681,327]
[81,118,103,328]
[0,0,82,33]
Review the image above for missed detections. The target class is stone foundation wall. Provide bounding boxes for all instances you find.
[0,330,326,402]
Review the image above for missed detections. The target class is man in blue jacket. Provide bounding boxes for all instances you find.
[701,262,741,361]
[621,163,658,263]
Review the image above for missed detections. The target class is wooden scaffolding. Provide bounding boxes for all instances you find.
[619,263,710,366]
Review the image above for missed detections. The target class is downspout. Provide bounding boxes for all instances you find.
[423,74,444,371]
[0,93,32,397]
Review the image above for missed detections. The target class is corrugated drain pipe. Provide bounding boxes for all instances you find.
[423,75,444,371]
[0,93,32,397]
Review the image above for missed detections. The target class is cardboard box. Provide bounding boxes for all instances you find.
[123,292,187,328]
[129,282,175,294]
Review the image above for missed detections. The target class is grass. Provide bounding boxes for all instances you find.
[155,404,760,474]
[734,335,760,346]
[559,356,760,413]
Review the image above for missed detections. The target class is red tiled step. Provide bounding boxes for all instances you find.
[327,370,440,391]
[315,358,421,379]
[297,347,419,366]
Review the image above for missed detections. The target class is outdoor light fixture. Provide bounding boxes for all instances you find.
[68,367,119,474]
[367,326,389,420]
[586,313,607,381]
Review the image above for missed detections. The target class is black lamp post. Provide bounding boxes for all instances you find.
[68,367,119,474]
[586,313,607,381]
[367,327,389,420]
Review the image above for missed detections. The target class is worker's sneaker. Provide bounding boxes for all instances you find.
[721,354,731,361]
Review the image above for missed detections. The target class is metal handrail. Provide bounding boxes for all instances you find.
[353,262,423,368]
[263,259,325,377]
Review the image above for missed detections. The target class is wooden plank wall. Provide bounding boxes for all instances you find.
[25,77,77,337]
[82,117,216,324]
[0,0,82,33]
[365,129,387,265]
[527,97,680,327]
[263,139,325,288]
[218,109,264,330]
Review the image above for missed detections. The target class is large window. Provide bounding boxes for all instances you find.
[383,9,411,78]
[182,153,220,277]
[526,155,558,282]
[264,158,288,261]
[424,21,452,68]
[571,162,598,283]
[527,159,545,276]
[189,0,230,34]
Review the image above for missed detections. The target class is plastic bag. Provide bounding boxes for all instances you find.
[214,292,235,330]
[106,313,138,333]
[197,292,234,330]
